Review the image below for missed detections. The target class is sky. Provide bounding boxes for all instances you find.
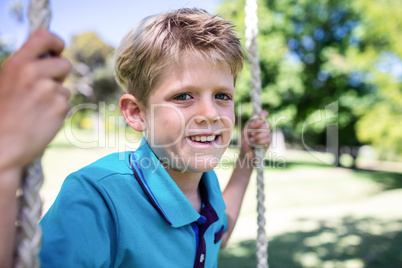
[0,0,221,50]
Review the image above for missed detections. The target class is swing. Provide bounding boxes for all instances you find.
[245,1,269,267]
[15,0,268,267]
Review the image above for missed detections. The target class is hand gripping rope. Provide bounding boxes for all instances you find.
[245,0,269,267]
[14,1,51,267]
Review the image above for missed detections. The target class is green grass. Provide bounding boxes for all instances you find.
[215,152,402,267]
[41,131,402,268]
[219,217,402,268]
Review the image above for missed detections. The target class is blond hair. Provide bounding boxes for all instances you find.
[114,8,244,105]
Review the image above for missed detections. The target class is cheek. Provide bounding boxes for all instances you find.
[219,108,235,129]
[148,106,186,137]
[151,106,184,124]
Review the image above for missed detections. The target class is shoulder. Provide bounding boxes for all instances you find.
[56,151,137,199]
[69,151,133,183]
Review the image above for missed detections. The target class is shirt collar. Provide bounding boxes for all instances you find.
[130,137,226,228]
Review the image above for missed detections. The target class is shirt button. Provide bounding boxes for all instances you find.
[200,253,205,263]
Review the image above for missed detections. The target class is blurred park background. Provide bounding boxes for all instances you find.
[1,0,401,267]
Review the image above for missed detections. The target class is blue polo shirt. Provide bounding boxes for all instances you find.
[40,138,227,267]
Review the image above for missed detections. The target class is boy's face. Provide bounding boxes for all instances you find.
[143,55,235,173]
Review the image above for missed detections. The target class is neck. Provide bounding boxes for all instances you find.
[165,168,203,213]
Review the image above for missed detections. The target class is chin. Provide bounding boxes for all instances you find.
[183,155,222,173]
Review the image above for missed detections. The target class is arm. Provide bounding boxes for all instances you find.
[40,175,116,267]
[0,169,22,268]
[0,29,71,268]
[221,110,270,248]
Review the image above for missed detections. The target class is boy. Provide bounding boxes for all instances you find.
[0,29,71,268]
[40,8,270,267]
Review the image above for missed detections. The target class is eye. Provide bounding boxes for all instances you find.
[215,93,231,100]
[174,93,192,101]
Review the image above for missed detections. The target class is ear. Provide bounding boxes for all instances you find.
[119,94,147,132]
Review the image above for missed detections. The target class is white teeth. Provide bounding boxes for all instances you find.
[207,135,215,141]
[189,135,216,142]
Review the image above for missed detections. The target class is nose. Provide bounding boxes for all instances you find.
[194,98,219,124]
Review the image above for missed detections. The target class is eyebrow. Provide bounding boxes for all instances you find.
[169,85,235,94]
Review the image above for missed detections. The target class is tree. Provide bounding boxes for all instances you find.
[218,0,402,164]
[64,32,121,132]
[351,0,402,160]
[64,32,120,105]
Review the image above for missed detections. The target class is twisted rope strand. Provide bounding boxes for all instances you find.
[15,158,43,268]
[14,1,51,267]
[28,0,51,35]
[245,0,269,267]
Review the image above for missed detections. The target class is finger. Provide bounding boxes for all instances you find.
[249,120,270,132]
[259,138,271,148]
[47,82,71,102]
[28,79,71,108]
[53,87,71,116]
[17,29,65,59]
[260,110,269,119]
[59,86,71,101]
[29,57,72,82]
[249,111,269,127]
[250,135,271,147]
[252,131,271,143]
[248,118,262,129]
[248,131,255,138]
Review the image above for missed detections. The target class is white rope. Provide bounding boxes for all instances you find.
[245,0,268,267]
[14,1,51,267]
[28,0,51,35]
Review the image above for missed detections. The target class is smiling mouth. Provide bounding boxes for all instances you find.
[188,135,219,143]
